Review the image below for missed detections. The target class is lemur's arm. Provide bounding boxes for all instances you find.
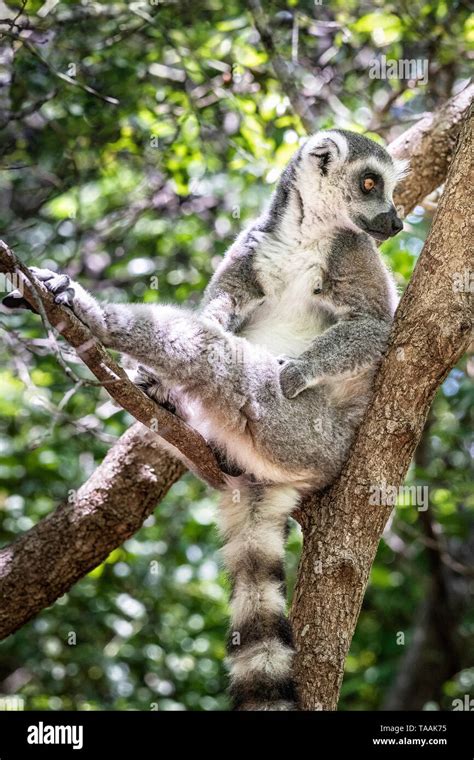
[279,316,391,399]
[200,239,264,333]
[200,290,248,333]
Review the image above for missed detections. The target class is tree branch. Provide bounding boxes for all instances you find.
[389,83,474,215]
[291,100,473,710]
[0,423,185,640]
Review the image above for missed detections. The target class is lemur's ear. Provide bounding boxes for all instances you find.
[305,132,347,176]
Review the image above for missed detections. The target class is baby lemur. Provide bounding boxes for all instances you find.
[5,130,405,711]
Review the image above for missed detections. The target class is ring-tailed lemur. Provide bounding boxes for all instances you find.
[4,130,406,711]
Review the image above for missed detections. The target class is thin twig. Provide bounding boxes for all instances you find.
[0,29,119,106]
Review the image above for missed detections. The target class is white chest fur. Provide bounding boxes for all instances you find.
[240,238,330,358]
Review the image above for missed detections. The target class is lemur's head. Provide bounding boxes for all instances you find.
[288,129,407,241]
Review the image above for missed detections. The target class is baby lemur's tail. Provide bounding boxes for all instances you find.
[218,483,300,711]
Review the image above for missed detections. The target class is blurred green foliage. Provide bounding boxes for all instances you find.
[0,0,472,711]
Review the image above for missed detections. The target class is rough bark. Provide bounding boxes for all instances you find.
[389,83,474,216]
[0,424,185,639]
[291,102,473,710]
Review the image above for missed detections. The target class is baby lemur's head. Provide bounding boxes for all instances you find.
[276,129,407,242]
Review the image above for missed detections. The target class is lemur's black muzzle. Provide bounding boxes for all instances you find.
[364,206,403,241]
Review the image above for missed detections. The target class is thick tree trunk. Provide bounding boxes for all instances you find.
[291,102,473,710]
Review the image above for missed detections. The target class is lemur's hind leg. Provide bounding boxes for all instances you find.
[133,367,250,477]
[116,306,273,432]
[27,269,277,432]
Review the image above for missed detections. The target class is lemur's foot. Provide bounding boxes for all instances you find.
[133,365,177,415]
[30,267,77,307]
[2,267,76,310]
[2,267,72,311]
[2,266,108,340]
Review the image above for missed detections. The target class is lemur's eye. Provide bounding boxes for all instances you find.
[361,174,378,194]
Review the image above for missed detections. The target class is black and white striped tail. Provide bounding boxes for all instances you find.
[218,484,300,711]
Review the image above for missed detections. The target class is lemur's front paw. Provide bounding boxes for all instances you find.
[279,359,308,399]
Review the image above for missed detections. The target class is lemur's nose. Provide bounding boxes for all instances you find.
[370,207,403,237]
[387,205,403,235]
[390,214,403,235]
